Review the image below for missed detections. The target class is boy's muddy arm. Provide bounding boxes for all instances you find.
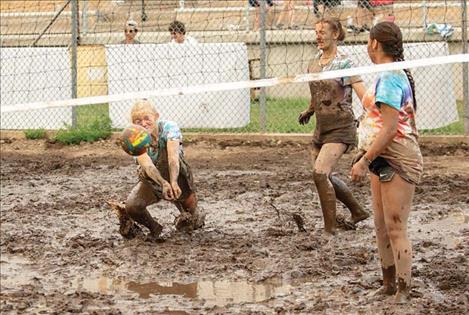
[136,153,174,200]
[167,140,182,199]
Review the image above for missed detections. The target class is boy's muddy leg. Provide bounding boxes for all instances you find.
[330,175,369,223]
[126,181,163,237]
[107,200,143,239]
[174,193,205,233]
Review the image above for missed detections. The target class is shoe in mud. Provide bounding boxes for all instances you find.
[106,200,143,239]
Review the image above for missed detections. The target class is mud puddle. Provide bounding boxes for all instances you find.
[74,276,294,306]
[413,210,468,249]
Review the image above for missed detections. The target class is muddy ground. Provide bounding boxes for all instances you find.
[1,138,468,314]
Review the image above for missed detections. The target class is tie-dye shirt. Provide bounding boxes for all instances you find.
[358,70,423,185]
[147,119,183,164]
[358,70,418,151]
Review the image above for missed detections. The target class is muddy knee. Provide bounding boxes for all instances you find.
[181,193,198,211]
[385,223,406,243]
[125,199,144,218]
[313,170,329,186]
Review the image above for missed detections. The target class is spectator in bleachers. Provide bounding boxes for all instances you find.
[348,0,394,33]
[169,21,198,44]
[313,0,342,19]
[274,0,299,30]
[121,20,141,44]
[249,0,274,31]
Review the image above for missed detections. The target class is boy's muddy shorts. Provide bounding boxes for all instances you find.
[139,155,195,202]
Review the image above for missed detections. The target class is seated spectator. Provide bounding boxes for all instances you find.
[274,0,299,30]
[313,0,342,19]
[121,20,141,44]
[169,21,198,44]
[349,0,394,33]
[249,0,274,31]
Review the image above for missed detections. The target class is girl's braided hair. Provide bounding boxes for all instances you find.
[370,22,417,111]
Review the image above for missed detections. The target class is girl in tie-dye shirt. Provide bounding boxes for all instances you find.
[351,22,422,304]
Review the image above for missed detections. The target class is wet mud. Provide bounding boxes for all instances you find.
[1,139,468,314]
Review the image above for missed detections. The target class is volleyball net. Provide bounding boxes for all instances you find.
[0,0,467,132]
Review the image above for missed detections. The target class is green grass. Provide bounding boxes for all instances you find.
[63,98,464,140]
[183,97,316,133]
[54,104,112,145]
[24,128,47,140]
[184,98,465,135]
[419,100,464,135]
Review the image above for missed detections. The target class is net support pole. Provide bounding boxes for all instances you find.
[259,0,268,132]
[71,0,79,127]
[82,0,88,35]
[462,0,469,136]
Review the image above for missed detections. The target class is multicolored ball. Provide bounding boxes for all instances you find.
[120,125,151,156]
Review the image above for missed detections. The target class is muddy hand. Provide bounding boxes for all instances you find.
[351,158,368,182]
[351,150,366,167]
[162,181,175,200]
[298,110,313,125]
[171,181,182,200]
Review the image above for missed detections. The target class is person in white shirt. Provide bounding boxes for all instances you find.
[168,21,198,44]
[120,20,141,44]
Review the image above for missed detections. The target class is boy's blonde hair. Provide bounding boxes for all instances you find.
[130,99,159,122]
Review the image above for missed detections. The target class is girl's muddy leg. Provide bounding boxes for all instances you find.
[312,143,347,235]
[371,175,397,295]
[330,175,369,223]
[381,175,415,303]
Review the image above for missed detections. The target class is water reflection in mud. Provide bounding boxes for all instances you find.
[76,276,293,306]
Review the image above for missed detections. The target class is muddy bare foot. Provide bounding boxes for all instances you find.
[174,212,196,233]
[336,215,356,230]
[394,290,410,304]
[106,200,144,239]
[371,285,397,297]
[351,210,370,224]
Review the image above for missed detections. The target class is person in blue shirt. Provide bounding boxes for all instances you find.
[351,22,422,303]
[118,99,204,240]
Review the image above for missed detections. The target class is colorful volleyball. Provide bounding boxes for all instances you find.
[120,125,151,156]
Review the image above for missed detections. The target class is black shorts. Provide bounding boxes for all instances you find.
[358,0,372,10]
[369,156,396,182]
[249,0,273,7]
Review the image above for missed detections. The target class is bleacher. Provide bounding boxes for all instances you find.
[0,0,464,46]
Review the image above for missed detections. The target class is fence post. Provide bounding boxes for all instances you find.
[462,0,469,136]
[259,0,268,132]
[71,0,79,127]
[81,0,88,35]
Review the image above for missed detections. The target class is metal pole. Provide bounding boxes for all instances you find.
[81,0,88,35]
[462,0,469,135]
[31,0,72,47]
[141,0,148,22]
[71,0,79,127]
[259,0,267,132]
[422,1,428,29]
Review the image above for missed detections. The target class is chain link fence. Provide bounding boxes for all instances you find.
[1,0,468,134]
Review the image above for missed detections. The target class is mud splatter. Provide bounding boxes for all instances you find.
[1,139,468,314]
